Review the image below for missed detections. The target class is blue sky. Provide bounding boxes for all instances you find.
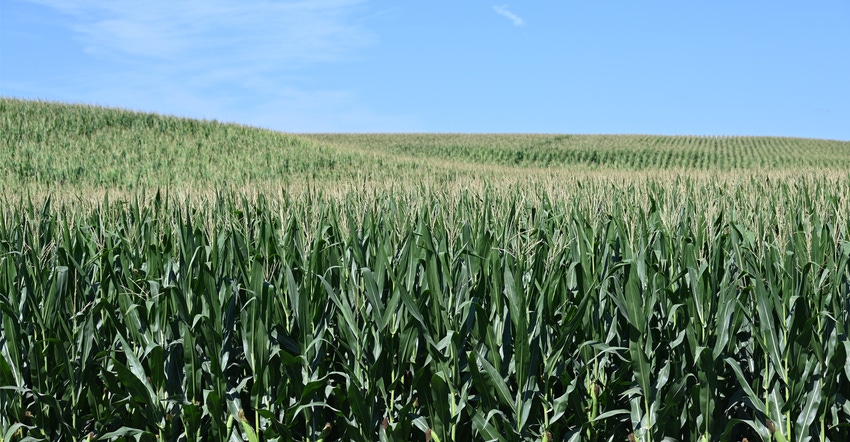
[2,1,848,139]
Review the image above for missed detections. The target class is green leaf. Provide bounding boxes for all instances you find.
[471,409,508,442]
[723,358,766,413]
[362,268,386,329]
[473,350,516,416]
[794,378,822,442]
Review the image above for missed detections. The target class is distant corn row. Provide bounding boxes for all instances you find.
[4,98,850,194]
[300,133,850,171]
[2,177,849,441]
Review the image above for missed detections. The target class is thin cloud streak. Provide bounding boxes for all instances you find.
[13,0,421,131]
[25,0,376,66]
[493,5,524,26]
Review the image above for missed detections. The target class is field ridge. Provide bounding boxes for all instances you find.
[3,97,850,192]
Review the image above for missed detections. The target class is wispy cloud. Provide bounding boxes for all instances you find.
[25,0,376,65]
[12,0,421,131]
[493,5,524,26]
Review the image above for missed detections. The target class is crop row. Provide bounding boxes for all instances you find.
[1,179,849,441]
[4,99,850,194]
[300,133,850,170]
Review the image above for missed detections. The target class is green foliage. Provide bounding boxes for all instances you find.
[2,98,850,441]
[3,98,850,194]
[300,133,850,170]
[0,98,382,189]
[0,178,849,441]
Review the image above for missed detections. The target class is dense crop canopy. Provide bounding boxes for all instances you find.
[1,99,849,441]
[1,178,849,441]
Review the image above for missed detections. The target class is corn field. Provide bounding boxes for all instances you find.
[2,175,849,441]
[298,133,850,171]
[4,98,850,194]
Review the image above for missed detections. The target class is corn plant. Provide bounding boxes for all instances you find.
[1,177,849,441]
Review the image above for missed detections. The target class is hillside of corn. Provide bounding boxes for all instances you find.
[1,98,850,442]
[3,97,850,194]
[298,133,850,171]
